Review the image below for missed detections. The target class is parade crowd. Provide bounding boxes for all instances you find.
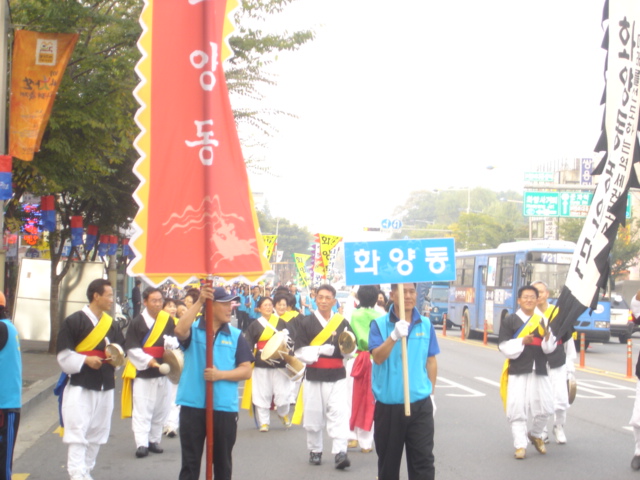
[4,278,640,479]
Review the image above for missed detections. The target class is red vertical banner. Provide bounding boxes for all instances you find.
[129,0,268,285]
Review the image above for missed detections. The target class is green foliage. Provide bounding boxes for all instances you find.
[393,188,528,248]
[9,0,142,237]
[257,208,312,259]
[227,0,314,173]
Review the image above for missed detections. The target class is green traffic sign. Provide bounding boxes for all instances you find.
[523,191,631,218]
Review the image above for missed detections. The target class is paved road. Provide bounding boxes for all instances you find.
[13,330,640,479]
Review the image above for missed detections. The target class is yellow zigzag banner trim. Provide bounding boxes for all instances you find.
[130,0,152,281]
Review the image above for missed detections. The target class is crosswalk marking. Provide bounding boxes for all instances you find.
[475,377,500,387]
[438,377,485,397]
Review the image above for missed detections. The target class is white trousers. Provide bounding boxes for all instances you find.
[629,381,640,455]
[506,373,553,449]
[303,379,349,454]
[61,384,114,478]
[252,367,291,425]
[346,357,374,449]
[132,376,172,447]
[549,365,570,426]
[163,381,180,432]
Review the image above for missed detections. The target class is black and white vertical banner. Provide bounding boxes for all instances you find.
[553,0,640,338]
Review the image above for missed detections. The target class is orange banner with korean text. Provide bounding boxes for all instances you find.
[129,0,269,286]
[9,30,78,161]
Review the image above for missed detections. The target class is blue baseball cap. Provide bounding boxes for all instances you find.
[213,287,239,303]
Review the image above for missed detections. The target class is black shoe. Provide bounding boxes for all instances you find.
[335,451,351,470]
[148,442,164,454]
[309,452,322,465]
[135,446,149,458]
[632,455,640,470]
[167,430,177,438]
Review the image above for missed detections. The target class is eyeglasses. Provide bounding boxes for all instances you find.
[316,295,334,301]
[520,296,537,301]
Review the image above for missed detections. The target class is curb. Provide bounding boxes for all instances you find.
[21,374,59,416]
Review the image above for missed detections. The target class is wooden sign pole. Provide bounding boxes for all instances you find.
[397,284,411,416]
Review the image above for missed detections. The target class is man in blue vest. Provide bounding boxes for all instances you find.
[0,291,21,480]
[174,285,253,480]
[369,282,439,480]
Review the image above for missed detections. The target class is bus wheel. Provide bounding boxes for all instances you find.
[463,310,471,338]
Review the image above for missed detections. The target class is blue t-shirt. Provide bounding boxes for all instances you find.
[369,306,439,404]
[177,318,253,411]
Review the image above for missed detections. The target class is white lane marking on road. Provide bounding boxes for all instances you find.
[475,377,500,387]
[623,426,633,432]
[577,380,636,392]
[437,377,486,397]
[575,385,615,399]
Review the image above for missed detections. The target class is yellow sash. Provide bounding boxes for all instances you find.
[310,314,344,346]
[241,314,281,412]
[499,313,543,411]
[293,314,344,425]
[76,312,113,352]
[121,311,171,418]
[55,312,113,437]
[281,311,299,322]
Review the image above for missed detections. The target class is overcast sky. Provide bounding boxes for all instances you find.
[238,0,607,241]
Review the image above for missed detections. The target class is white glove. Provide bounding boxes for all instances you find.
[163,335,180,350]
[390,320,410,341]
[319,344,335,356]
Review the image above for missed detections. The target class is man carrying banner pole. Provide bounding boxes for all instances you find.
[369,283,439,480]
[174,285,253,480]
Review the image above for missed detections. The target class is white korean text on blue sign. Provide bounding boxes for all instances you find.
[344,238,456,286]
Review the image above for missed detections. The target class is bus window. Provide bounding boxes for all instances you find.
[454,257,475,286]
[498,255,515,287]
[530,262,570,298]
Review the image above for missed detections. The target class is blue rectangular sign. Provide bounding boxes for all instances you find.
[344,238,457,286]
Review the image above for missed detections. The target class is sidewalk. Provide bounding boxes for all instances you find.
[20,339,62,416]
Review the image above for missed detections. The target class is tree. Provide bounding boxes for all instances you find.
[392,188,528,247]
[559,217,640,286]
[227,0,314,171]
[9,0,142,352]
[256,208,312,260]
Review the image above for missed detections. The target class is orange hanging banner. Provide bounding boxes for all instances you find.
[9,30,78,161]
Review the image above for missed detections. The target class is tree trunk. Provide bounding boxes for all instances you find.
[48,275,61,354]
[47,239,76,354]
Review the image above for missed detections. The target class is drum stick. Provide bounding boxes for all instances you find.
[397,284,410,416]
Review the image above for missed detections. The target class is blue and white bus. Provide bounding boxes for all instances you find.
[447,240,610,347]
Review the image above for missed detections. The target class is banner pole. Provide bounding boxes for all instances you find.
[204,276,214,480]
[397,284,410,416]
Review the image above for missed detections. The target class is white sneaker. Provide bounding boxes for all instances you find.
[540,431,549,444]
[553,425,567,444]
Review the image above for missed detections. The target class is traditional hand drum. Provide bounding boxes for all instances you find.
[261,331,306,381]
[338,331,356,355]
[567,372,577,405]
[162,348,184,385]
[104,343,125,367]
